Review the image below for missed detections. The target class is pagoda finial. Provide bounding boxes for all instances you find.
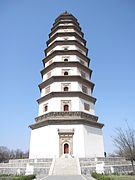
[62,11,70,15]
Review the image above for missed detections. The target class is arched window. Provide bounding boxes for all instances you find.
[64,58,68,62]
[64,87,68,92]
[64,71,68,76]
[64,105,69,112]
[64,47,68,51]
[44,105,48,112]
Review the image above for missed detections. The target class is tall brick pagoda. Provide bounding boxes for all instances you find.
[29,12,104,159]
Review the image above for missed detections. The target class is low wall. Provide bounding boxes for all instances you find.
[0,157,134,176]
[79,157,135,175]
[0,158,52,175]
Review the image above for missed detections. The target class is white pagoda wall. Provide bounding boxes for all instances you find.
[29,124,104,159]
[50,29,82,39]
[80,99,95,115]
[43,67,89,81]
[45,55,88,67]
[41,82,92,97]
[49,36,84,46]
[38,97,95,116]
[83,125,104,157]
[57,23,74,26]
[47,45,86,56]
[49,36,75,46]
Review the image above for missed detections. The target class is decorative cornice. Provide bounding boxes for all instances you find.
[38,75,94,92]
[37,91,96,104]
[58,128,74,134]
[40,61,91,78]
[29,111,104,130]
[46,32,86,46]
[42,50,90,66]
[45,40,88,56]
[49,25,84,38]
[35,111,98,122]
[51,20,81,32]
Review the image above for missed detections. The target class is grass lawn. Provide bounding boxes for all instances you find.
[109,175,135,180]
[0,177,13,180]
[92,172,135,180]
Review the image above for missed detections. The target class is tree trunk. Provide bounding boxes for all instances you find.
[131,160,135,175]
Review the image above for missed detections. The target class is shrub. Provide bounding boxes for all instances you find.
[11,174,36,180]
[91,172,114,180]
[128,172,134,175]
[0,174,11,177]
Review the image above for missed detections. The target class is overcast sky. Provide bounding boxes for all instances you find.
[0,0,135,154]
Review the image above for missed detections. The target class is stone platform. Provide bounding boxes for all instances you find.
[79,157,134,175]
[0,157,134,176]
[0,158,52,175]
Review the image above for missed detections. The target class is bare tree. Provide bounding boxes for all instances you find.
[10,149,29,159]
[113,126,135,175]
[9,150,16,159]
[0,146,10,163]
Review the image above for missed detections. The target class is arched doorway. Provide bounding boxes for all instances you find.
[58,129,74,157]
[64,143,69,154]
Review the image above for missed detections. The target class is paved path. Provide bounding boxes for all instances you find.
[37,175,95,180]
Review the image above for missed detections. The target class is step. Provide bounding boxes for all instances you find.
[52,157,79,175]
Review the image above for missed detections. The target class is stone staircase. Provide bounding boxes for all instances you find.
[52,157,80,175]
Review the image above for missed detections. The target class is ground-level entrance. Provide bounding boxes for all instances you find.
[58,129,74,157]
[64,143,69,154]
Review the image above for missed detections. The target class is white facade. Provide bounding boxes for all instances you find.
[29,124,104,159]
[45,55,88,67]
[47,45,86,56]
[50,29,82,38]
[43,67,90,81]
[38,97,95,116]
[41,82,92,97]
[49,36,84,46]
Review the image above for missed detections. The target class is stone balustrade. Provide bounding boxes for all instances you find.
[35,111,98,123]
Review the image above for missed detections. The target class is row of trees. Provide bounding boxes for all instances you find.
[0,146,29,163]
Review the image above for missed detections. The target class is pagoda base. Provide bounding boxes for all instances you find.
[29,124,104,159]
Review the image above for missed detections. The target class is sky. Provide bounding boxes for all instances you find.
[0,0,135,154]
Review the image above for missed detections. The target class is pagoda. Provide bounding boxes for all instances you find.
[29,12,104,159]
